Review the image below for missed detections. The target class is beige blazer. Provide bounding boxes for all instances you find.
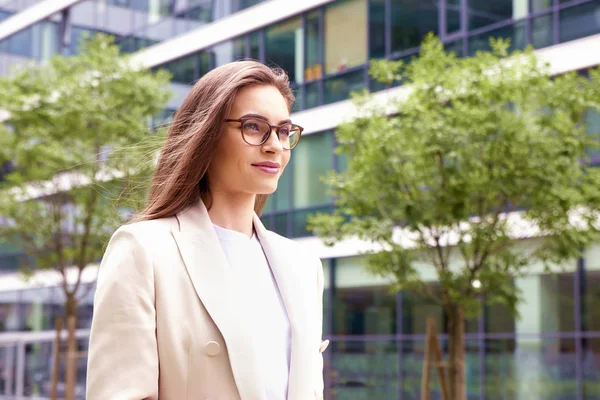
[86,200,327,400]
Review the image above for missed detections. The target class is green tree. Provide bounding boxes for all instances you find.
[309,35,600,400]
[0,34,171,399]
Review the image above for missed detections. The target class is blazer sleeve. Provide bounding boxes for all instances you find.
[315,257,326,398]
[86,226,159,400]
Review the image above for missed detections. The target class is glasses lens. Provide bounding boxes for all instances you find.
[278,124,301,149]
[241,119,270,145]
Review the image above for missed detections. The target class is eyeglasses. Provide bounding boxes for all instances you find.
[224,117,303,150]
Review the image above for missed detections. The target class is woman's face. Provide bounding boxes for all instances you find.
[207,84,292,198]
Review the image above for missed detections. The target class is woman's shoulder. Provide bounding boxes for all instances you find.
[110,216,178,246]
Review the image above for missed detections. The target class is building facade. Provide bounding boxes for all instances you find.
[1,0,600,399]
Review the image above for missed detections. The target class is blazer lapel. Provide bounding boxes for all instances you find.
[253,215,314,400]
[171,201,266,399]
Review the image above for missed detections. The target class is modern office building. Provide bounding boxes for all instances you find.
[1,0,600,399]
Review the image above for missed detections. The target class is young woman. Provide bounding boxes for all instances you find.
[86,61,328,400]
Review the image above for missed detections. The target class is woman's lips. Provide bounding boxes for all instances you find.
[252,161,280,175]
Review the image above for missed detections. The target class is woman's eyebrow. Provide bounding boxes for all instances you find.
[241,113,292,125]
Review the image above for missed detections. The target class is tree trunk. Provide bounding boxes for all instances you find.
[447,305,466,400]
[50,317,62,400]
[65,296,78,400]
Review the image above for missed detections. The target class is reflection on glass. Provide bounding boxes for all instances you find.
[531,0,552,13]
[293,131,333,208]
[334,257,397,335]
[369,0,386,59]
[250,31,261,60]
[265,18,303,84]
[401,339,479,399]
[391,0,439,52]
[324,0,368,75]
[324,69,365,105]
[485,338,577,399]
[211,38,246,67]
[586,109,600,164]
[274,162,292,211]
[0,291,20,331]
[516,273,574,334]
[468,21,526,56]
[559,1,600,43]
[305,81,320,109]
[305,11,322,82]
[159,54,196,84]
[331,340,398,399]
[447,0,461,34]
[468,0,517,30]
[292,205,332,238]
[583,337,600,399]
[532,13,553,48]
[584,269,600,331]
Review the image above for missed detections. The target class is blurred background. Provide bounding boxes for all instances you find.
[0,0,600,399]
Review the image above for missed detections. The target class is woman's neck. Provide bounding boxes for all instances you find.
[206,190,256,238]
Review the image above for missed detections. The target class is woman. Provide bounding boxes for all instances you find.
[86,61,328,400]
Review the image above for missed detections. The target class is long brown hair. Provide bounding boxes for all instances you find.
[137,60,295,222]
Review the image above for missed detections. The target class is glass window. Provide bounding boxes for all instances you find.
[250,30,261,60]
[305,11,322,82]
[305,81,319,109]
[468,0,521,30]
[583,269,600,332]
[515,272,575,334]
[210,38,246,67]
[531,0,552,13]
[446,0,461,34]
[333,257,397,335]
[9,26,34,57]
[274,162,292,211]
[332,339,398,398]
[0,291,20,331]
[403,283,478,335]
[291,205,332,238]
[324,0,368,75]
[391,0,439,53]
[583,338,600,399]
[485,338,577,399]
[324,69,366,104]
[586,108,600,165]
[159,54,197,84]
[293,131,333,208]
[369,0,386,59]
[559,0,600,44]
[265,18,304,84]
[468,21,527,56]
[532,13,554,49]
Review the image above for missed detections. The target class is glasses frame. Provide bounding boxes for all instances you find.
[224,117,304,150]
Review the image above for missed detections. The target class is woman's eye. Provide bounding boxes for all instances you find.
[279,127,290,136]
[244,122,261,132]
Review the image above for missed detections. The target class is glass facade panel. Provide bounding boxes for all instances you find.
[468,0,521,30]
[583,269,600,331]
[587,108,600,164]
[250,30,261,60]
[400,339,480,399]
[468,21,526,56]
[331,340,398,399]
[447,0,462,34]
[0,291,20,331]
[583,337,600,399]
[532,13,554,49]
[369,0,386,59]
[334,257,397,335]
[211,38,246,67]
[485,338,577,399]
[531,0,553,13]
[159,54,197,84]
[324,0,368,75]
[516,273,575,334]
[293,131,333,208]
[560,0,600,43]
[305,11,322,82]
[305,81,320,109]
[265,18,304,84]
[324,69,366,105]
[292,205,332,238]
[391,0,439,53]
[274,163,292,211]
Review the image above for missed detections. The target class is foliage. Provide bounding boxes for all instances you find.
[309,34,600,320]
[0,34,171,298]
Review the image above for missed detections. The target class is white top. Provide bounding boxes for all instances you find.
[212,224,291,400]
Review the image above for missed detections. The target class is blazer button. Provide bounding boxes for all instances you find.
[205,341,221,356]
